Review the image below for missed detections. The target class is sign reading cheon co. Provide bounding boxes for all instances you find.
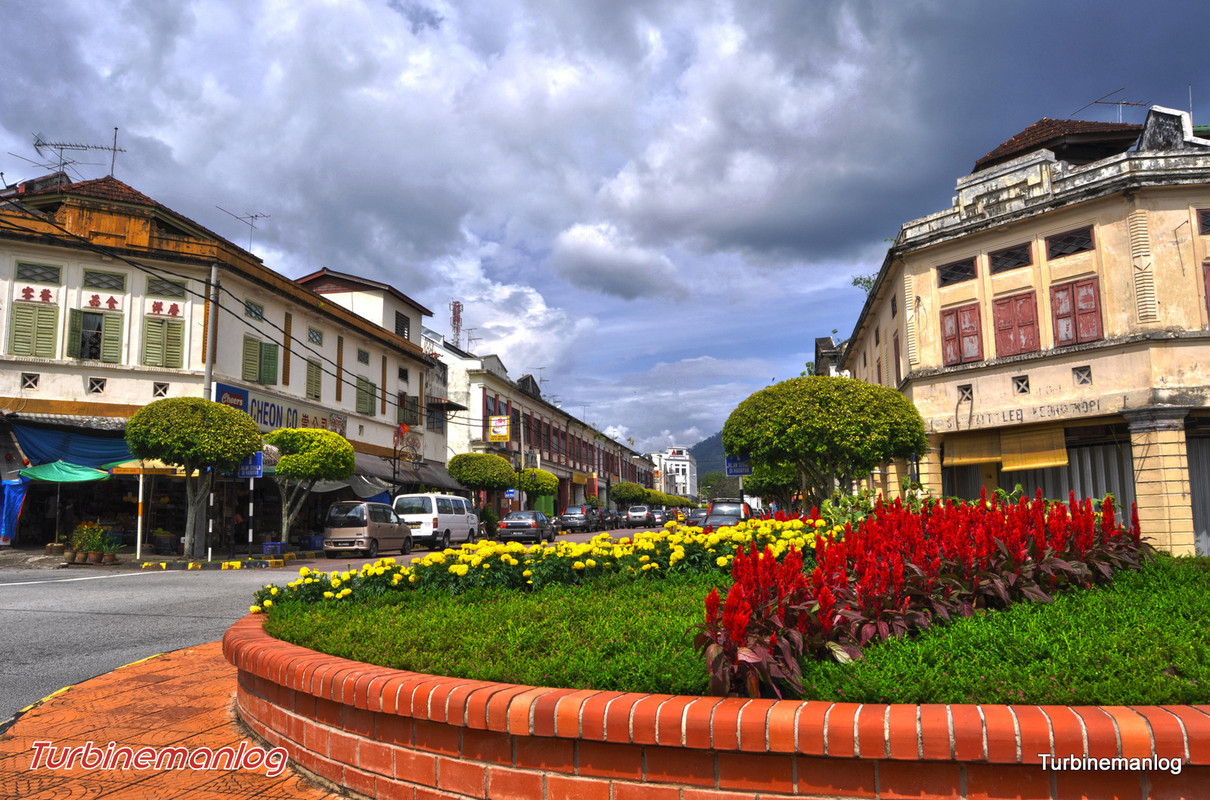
[216,382,348,437]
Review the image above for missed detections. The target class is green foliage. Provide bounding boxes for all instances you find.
[610,481,647,507]
[851,273,877,293]
[125,397,262,473]
[264,574,727,695]
[698,471,740,501]
[265,428,355,482]
[516,467,558,497]
[71,521,106,552]
[447,453,516,491]
[799,555,1210,704]
[722,376,926,507]
[742,462,797,510]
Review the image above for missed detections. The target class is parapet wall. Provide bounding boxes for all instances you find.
[224,614,1208,799]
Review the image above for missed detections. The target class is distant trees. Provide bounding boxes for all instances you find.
[698,471,740,501]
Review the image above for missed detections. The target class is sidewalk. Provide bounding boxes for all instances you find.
[0,543,324,571]
[0,642,345,799]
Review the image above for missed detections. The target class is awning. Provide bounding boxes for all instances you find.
[1000,425,1069,472]
[943,432,1002,467]
[426,396,468,412]
[107,458,183,476]
[10,422,132,467]
[19,460,111,482]
[417,462,462,491]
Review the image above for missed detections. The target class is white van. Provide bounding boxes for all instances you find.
[392,493,479,550]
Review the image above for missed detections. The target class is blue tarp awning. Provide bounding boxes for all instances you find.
[11,424,132,468]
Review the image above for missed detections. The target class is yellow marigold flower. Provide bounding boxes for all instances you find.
[639,555,650,563]
[523,569,533,577]
[249,605,262,614]
[323,591,335,599]
[270,587,279,595]
[716,556,729,567]
[573,561,585,570]
[586,559,596,568]
[299,567,311,577]
[331,578,342,588]
[471,556,483,567]
[408,574,417,583]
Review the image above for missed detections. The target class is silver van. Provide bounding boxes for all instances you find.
[323,501,412,559]
[392,493,479,550]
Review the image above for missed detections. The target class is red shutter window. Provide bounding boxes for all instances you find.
[958,303,983,362]
[992,291,1040,357]
[893,334,901,384]
[941,308,960,366]
[1052,278,1102,345]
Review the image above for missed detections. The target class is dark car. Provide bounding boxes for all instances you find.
[650,509,669,527]
[496,511,556,543]
[701,513,743,534]
[599,508,621,529]
[558,505,601,532]
[685,508,708,527]
[707,498,753,520]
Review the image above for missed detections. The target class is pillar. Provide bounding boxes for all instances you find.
[918,434,944,498]
[1125,408,1196,555]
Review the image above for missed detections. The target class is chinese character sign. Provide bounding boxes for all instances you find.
[488,415,510,442]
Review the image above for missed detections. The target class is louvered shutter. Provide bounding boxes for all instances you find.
[958,303,982,362]
[1074,278,1102,343]
[356,379,372,414]
[67,309,83,358]
[992,297,1015,357]
[101,314,123,363]
[306,360,321,400]
[940,308,960,366]
[242,336,260,381]
[259,342,278,385]
[1014,292,1039,354]
[33,307,57,359]
[1051,284,1075,346]
[164,321,184,368]
[143,319,165,366]
[10,305,36,356]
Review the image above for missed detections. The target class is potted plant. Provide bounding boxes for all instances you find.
[151,527,176,556]
[72,521,106,564]
[101,536,121,565]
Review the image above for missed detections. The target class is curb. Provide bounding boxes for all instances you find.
[138,551,324,571]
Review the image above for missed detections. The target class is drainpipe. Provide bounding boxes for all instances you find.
[202,263,220,400]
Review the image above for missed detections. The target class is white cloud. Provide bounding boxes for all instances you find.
[549,222,686,299]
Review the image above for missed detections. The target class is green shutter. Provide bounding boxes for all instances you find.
[259,341,278,385]
[164,321,184,368]
[356,378,373,415]
[306,360,321,400]
[10,305,35,356]
[403,394,421,426]
[33,306,58,359]
[143,319,165,367]
[100,314,123,363]
[242,336,260,382]
[67,309,83,359]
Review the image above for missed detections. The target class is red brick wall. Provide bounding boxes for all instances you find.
[224,615,1209,799]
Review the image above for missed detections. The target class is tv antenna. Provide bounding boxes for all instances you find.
[34,128,125,177]
[1070,88,1149,123]
[527,366,548,388]
[465,327,481,352]
[216,205,270,251]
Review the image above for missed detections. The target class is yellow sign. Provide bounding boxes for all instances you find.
[488,415,510,442]
[572,472,587,485]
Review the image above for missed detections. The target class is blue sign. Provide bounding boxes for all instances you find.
[238,451,264,479]
[504,488,518,499]
[725,456,753,477]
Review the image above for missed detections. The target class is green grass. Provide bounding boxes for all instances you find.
[799,554,1210,704]
[264,572,727,695]
[265,554,1210,704]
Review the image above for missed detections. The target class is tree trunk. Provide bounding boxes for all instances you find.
[183,470,212,559]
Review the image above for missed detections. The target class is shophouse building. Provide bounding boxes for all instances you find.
[840,106,1210,555]
[425,328,654,514]
[648,446,698,500]
[0,173,445,544]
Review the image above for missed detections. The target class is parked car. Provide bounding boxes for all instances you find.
[323,501,412,559]
[650,509,669,526]
[626,505,653,527]
[557,505,601,532]
[700,513,743,534]
[707,498,753,520]
[392,493,479,550]
[685,508,708,527]
[496,511,556,543]
[599,508,621,529]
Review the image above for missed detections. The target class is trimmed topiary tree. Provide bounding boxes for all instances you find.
[517,467,558,507]
[722,376,926,509]
[125,397,262,558]
[265,428,355,542]
[611,481,647,508]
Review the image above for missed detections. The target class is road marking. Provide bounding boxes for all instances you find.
[0,571,158,587]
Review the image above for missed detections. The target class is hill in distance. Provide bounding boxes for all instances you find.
[689,431,725,475]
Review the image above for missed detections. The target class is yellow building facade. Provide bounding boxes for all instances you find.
[841,107,1210,555]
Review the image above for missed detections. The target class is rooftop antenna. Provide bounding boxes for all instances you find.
[1070,88,1149,123]
[34,130,125,179]
[216,205,270,251]
[449,300,463,349]
[527,366,548,388]
[465,327,481,352]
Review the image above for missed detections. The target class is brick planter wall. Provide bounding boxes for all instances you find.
[224,615,1208,799]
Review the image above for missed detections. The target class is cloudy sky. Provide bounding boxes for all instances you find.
[3,1,1206,452]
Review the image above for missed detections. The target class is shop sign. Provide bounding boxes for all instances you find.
[216,382,348,436]
[572,472,587,485]
[488,415,510,442]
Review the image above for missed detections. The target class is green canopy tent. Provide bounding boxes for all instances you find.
[18,461,110,544]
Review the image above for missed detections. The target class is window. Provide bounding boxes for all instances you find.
[937,258,976,287]
[1199,209,1210,235]
[142,318,184,368]
[1013,375,1030,395]
[893,333,901,385]
[398,393,421,426]
[957,384,973,403]
[9,305,58,358]
[992,291,1040,357]
[244,300,265,320]
[891,294,898,317]
[68,310,123,362]
[83,271,126,291]
[1073,366,1093,386]
[21,373,39,390]
[356,378,377,416]
[398,367,408,383]
[241,335,279,384]
[87,377,106,394]
[876,359,882,385]
[1051,278,1102,346]
[153,382,169,398]
[395,311,410,339]
[306,360,322,400]
[307,328,323,345]
[1046,226,1094,260]
[940,303,983,366]
[427,401,445,433]
[357,348,370,365]
[146,277,187,299]
[874,327,880,345]
[16,263,61,284]
[989,243,1032,274]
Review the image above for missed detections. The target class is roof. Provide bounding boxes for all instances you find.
[973,118,1142,173]
[295,267,435,317]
